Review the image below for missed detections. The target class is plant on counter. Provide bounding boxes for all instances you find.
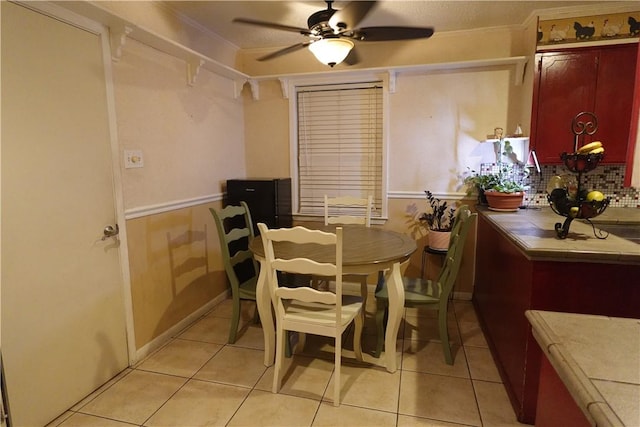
[419,190,456,232]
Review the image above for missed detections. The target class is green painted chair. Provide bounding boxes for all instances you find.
[373,205,475,364]
[210,201,259,344]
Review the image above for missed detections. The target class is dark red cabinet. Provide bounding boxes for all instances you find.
[473,214,640,424]
[530,44,638,164]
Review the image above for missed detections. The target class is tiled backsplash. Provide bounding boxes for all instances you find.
[523,164,639,208]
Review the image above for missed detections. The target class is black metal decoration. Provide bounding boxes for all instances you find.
[546,112,610,239]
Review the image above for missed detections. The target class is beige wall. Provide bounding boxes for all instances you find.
[126,201,227,349]
[113,39,245,209]
[112,39,247,349]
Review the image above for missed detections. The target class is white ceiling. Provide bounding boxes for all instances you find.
[162,0,614,50]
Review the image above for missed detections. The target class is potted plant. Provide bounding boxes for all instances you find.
[464,168,500,205]
[483,163,528,211]
[419,190,456,250]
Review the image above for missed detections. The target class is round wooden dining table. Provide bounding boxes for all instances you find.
[249,224,417,373]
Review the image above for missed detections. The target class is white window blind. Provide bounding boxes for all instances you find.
[297,82,383,217]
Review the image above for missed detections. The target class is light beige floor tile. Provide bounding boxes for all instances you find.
[401,340,469,378]
[137,338,222,377]
[178,314,233,344]
[312,401,397,426]
[397,414,472,426]
[399,371,481,426]
[228,389,319,426]
[403,316,460,344]
[78,370,187,425]
[207,298,258,326]
[324,364,401,412]
[70,369,134,410]
[458,321,488,348]
[230,323,265,350]
[46,411,74,427]
[194,345,267,387]
[144,379,250,426]
[465,346,501,382]
[255,355,333,401]
[473,380,523,427]
[57,412,137,426]
[453,301,479,324]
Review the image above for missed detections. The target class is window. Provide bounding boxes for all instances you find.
[294,81,384,218]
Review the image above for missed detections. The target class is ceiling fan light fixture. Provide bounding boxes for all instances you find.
[309,38,354,67]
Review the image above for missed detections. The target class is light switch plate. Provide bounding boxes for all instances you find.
[124,150,144,168]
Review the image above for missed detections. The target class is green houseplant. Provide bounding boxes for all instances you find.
[464,140,529,209]
[480,164,528,210]
[419,191,456,250]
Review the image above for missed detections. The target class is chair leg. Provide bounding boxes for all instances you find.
[373,300,388,358]
[273,323,286,393]
[438,308,453,365]
[228,296,241,344]
[334,334,341,406]
[359,276,368,313]
[353,311,363,361]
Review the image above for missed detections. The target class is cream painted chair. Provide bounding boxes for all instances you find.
[257,223,363,406]
[324,195,373,227]
[323,195,374,305]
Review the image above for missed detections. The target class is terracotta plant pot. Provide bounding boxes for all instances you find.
[485,191,524,211]
[428,230,451,251]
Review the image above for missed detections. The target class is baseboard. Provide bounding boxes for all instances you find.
[133,290,230,363]
[453,291,473,301]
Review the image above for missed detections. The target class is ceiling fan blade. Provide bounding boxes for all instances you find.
[328,1,376,31]
[350,26,434,41]
[233,18,312,36]
[257,42,311,61]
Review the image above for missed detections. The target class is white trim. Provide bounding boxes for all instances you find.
[388,191,470,200]
[98,11,138,366]
[537,37,639,52]
[134,291,229,363]
[452,291,473,301]
[124,193,223,220]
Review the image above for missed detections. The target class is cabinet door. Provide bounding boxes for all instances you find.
[532,51,598,163]
[593,44,638,163]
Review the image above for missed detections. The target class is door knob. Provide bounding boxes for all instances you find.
[102,224,119,240]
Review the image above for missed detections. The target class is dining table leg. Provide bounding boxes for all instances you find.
[255,258,275,367]
[384,261,405,373]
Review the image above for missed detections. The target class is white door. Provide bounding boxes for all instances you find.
[1,3,130,425]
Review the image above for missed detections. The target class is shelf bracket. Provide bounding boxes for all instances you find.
[388,71,397,93]
[514,58,526,86]
[109,24,133,62]
[234,79,247,99]
[186,57,205,87]
[278,78,289,99]
[248,79,259,100]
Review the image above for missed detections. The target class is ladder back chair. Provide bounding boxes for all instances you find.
[257,223,364,406]
[210,201,259,344]
[374,205,476,364]
[324,195,373,227]
[323,195,374,305]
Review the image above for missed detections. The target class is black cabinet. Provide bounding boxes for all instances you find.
[226,178,292,234]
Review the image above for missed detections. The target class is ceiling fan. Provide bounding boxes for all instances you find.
[233,1,434,67]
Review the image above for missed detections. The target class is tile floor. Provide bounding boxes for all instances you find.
[48,295,529,427]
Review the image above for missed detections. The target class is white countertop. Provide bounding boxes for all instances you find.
[480,207,640,264]
[526,310,640,427]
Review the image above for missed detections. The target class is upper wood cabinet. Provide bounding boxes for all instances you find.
[530,43,638,164]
